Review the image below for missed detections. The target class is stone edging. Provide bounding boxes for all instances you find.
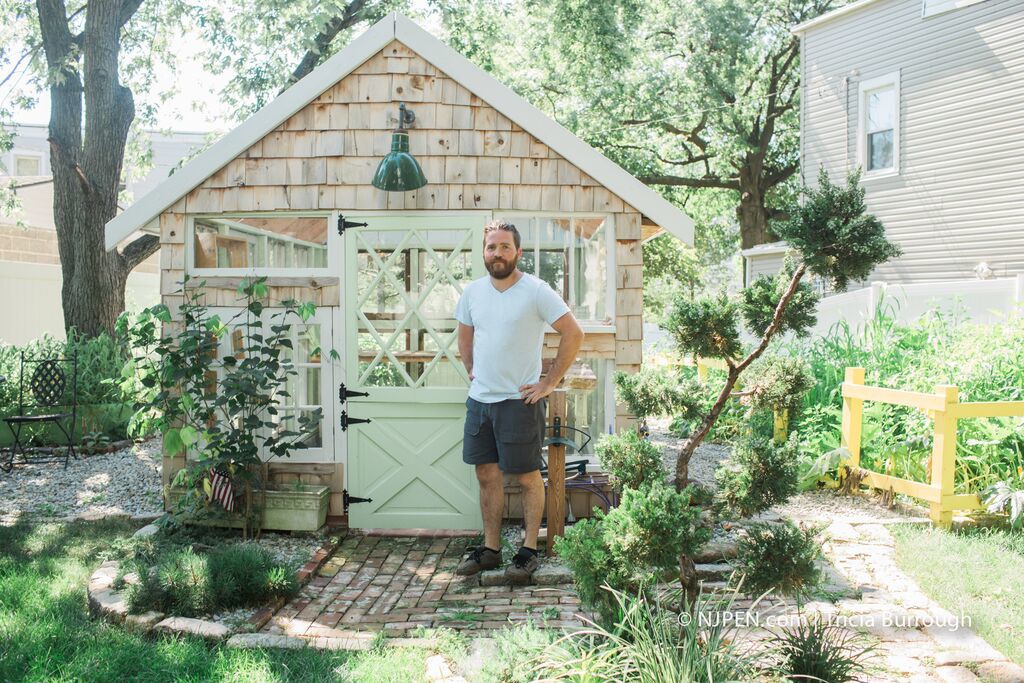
[87,526,339,642]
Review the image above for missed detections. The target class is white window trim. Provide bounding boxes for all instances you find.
[857,71,901,180]
[494,211,616,323]
[921,0,988,18]
[206,305,340,464]
[12,152,44,176]
[187,211,339,277]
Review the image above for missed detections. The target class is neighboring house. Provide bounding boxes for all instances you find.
[104,13,694,530]
[0,125,209,344]
[746,0,1024,289]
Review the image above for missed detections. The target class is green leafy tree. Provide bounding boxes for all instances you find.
[1,0,400,337]
[434,0,840,253]
[121,277,321,537]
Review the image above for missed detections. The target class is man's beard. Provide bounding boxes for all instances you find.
[485,254,518,279]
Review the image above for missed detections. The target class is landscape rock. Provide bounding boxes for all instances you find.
[533,563,573,586]
[227,633,308,650]
[155,617,231,641]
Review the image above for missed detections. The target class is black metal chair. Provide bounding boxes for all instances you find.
[2,353,78,471]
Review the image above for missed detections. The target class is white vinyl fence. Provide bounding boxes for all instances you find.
[0,260,159,345]
[811,276,1024,337]
[643,275,1024,357]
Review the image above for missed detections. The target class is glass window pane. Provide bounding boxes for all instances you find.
[304,367,320,405]
[537,218,570,301]
[298,325,321,363]
[562,358,609,456]
[867,87,895,132]
[571,217,607,321]
[868,130,894,171]
[193,216,328,270]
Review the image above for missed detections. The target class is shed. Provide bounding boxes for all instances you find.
[105,12,694,530]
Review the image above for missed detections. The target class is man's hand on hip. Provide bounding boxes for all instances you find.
[519,380,555,405]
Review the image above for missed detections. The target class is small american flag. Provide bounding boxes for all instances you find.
[208,467,235,512]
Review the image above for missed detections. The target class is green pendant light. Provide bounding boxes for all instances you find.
[372,102,427,192]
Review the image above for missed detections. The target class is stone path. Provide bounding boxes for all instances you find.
[777,505,1024,682]
[262,533,586,641]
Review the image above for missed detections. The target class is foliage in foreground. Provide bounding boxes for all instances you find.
[528,586,755,683]
[593,428,665,491]
[125,543,298,618]
[715,434,800,519]
[554,484,708,625]
[773,615,875,683]
[731,521,822,599]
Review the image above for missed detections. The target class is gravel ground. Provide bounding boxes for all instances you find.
[647,415,731,488]
[0,438,163,525]
[647,415,929,526]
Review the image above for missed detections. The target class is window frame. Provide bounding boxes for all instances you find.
[857,72,901,180]
[205,305,340,464]
[493,211,616,326]
[13,153,43,176]
[921,0,988,18]
[186,211,339,277]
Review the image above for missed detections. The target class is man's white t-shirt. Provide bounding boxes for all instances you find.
[455,272,570,403]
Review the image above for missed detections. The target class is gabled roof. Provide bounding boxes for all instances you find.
[105,12,694,250]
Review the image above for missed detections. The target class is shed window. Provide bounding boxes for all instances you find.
[191,215,330,273]
[858,73,900,176]
[495,214,610,322]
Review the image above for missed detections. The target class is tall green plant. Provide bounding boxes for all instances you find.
[121,277,321,537]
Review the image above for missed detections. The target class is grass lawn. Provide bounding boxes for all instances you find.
[0,518,441,682]
[891,524,1024,665]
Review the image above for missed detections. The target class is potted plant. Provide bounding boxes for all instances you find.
[121,276,327,537]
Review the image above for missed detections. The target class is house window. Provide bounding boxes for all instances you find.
[14,155,41,176]
[858,73,900,176]
[495,214,611,322]
[190,214,332,274]
[921,0,988,18]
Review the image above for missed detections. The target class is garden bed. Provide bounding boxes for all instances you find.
[89,521,335,638]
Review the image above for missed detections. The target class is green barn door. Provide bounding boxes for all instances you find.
[344,214,485,529]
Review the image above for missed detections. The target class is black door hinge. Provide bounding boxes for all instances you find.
[340,410,372,431]
[337,215,368,235]
[339,383,369,402]
[343,489,373,512]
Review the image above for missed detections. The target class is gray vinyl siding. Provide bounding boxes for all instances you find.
[748,252,788,282]
[800,0,1024,284]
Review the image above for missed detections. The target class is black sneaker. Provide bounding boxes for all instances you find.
[456,546,502,576]
[505,547,539,585]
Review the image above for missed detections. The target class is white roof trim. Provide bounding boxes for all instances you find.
[740,240,790,258]
[106,12,693,250]
[791,0,884,34]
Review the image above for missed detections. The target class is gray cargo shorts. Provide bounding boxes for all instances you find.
[463,397,546,474]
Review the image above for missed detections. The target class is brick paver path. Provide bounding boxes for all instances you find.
[263,533,586,640]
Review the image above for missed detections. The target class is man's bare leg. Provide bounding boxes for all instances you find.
[476,463,504,550]
[516,469,545,550]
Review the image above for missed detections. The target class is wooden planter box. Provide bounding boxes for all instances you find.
[167,484,331,532]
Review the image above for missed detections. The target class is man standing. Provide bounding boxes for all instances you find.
[454,219,584,584]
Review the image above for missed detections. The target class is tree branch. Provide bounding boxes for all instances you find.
[638,174,740,191]
[281,0,367,91]
[121,233,160,271]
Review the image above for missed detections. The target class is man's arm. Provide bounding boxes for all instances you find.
[457,322,475,380]
[520,312,584,405]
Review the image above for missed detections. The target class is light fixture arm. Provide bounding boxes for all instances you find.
[398,102,415,131]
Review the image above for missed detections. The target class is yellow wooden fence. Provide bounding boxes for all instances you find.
[840,366,1024,527]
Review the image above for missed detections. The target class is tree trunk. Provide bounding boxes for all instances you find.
[38,0,157,338]
[736,154,773,251]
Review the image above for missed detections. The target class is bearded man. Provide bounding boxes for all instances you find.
[453,219,584,584]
